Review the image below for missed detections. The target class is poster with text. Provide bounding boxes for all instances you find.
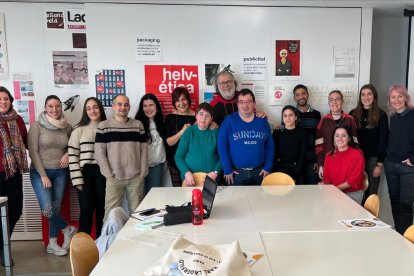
[66,9,86,30]
[45,11,64,29]
[145,65,199,115]
[334,46,357,79]
[12,73,34,100]
[269,85,294,106]
[242,56,267,81]
[0,13,9,80]
[53,51,88,85]
[275,40,301,80]
[95,69,126,107]
[136,34,162,61]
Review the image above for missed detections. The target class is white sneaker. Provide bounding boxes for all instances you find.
[47,239,68,256]
[62,226,78,250]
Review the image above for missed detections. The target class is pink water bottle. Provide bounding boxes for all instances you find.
[192,189,203,225]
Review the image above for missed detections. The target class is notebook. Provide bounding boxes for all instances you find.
[202,175,218,219]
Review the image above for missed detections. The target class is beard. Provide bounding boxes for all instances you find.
[220,88,235,100]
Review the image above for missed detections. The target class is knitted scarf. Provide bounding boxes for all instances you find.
[38,111,68,130]
[0,110,29,178]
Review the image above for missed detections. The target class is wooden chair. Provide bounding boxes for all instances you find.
[403,225,414,243]
[261,172,295,186]
[70,232,99,276]
[182,172,206,187]
[363,194,380,217]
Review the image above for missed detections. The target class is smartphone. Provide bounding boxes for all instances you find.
[139,208,160,216]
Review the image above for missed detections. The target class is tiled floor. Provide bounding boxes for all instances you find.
[0,240,71,276]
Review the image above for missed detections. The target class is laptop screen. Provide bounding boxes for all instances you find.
[202,175,218,217]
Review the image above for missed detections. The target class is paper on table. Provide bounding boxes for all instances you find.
[338,218,392,231]
[119,229,180,246]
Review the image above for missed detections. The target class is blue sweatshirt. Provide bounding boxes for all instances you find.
[218,112,274,175]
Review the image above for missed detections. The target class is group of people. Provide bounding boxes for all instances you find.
[0,70,413,261]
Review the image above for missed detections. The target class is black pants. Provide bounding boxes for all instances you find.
[0,172,23,247]
[77,164,106,238]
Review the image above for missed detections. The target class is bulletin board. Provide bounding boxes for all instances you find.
[85,3,372,127]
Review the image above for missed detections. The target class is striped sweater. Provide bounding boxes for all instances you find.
[95,118,148,180]
[68,121,99,186]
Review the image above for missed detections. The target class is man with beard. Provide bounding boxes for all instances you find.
[211,71,266,125]
[293,84,321,184]
[210,71,238,125]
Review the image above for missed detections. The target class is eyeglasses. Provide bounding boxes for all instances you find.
[197,112,212,119]
[238,100,254,105]
[328,98,342,103]
[217,80,234,87]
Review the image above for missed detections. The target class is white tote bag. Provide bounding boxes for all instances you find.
[144,237,251,276]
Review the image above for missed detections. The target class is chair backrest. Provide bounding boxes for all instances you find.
[363,194,380,217]
[70,232,99,276]
[403,225,414,243]
[182,172,206,187]
[261,172,295,186]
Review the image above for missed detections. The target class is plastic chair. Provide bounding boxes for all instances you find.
[182,172,206,187]
[261,172,295,186]
[362,171,369,191]
[403,225,414,243]
[70,232,99,276]
[363,194,380,217]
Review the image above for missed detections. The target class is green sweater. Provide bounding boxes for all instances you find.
[174,125,221,180]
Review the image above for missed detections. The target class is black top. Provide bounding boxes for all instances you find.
[350,108,388,162]
[296,106,321,163]
[164,113,196,168]
[272,127,307,181]
[386,108,414,163]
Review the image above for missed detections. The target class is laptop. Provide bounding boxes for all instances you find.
[202,175,218,219]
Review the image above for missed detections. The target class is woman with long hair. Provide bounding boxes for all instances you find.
[28,95,77,256]
[384,84,414,234]
[350,84,388,203]
[0,86,28,265]
[272,105,307,183]
[323,124,365,204]
[164,87,196,186]
[135,93,166,195]
[315,90,358,180]
[68,97,107,238]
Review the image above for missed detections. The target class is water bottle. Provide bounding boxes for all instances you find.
[192,189,203,225]
[167,262,183,276]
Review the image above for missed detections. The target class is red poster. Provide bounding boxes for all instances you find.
[275,40,301,77]
[145,65,199,115]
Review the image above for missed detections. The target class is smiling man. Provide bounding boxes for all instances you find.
[218,89,274,186]
[95,94,148,220]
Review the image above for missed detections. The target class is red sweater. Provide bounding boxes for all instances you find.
[0,115,28,172]
[323,147,364,193]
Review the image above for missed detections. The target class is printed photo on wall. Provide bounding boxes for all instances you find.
[275,40,301,80]
[53,51,88,85]
[205,64,220,86]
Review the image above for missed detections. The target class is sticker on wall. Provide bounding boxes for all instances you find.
[53,51,88,86]
[45,11,65,29]
[63,95,80,112]
[66,9,86,30]
[95,70,126,107]
[275,40,301,80]
[0,13,9,80]
[144,65,199,115]
[72,33,87,49]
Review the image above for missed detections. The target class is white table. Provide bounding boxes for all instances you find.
[261,230,414,276]
[91,186,413,276]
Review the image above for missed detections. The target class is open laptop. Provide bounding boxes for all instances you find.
[202,175,218,219]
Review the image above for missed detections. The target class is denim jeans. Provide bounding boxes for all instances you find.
[144,162,164,196]
[233,167,263,186]
[30,168,68,238]
[384,159,414,234]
